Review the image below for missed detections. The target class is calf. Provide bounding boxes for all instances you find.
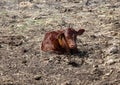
[41,28,85,54]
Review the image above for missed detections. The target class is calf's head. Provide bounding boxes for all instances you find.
[58,28,85,49]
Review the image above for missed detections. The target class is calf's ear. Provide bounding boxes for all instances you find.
[57,33,65,46]
[77,29,85,35]
[57,33,64,39]
[57,33,64,43]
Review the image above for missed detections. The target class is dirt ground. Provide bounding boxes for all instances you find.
[0,0,120,85]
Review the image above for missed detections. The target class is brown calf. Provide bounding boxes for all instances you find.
[41,28,85,54]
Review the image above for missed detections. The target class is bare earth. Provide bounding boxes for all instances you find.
[0,0,120,85]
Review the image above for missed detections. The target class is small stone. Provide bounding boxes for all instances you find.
[105,69,113,76]
[23,49,28,53]
[93,64,98,68]
[111,32,118,36]
[22,60,27,64]
[108,46,119,54]
[0,44,2,48]
[34,75,42,80]
[106,59,116,65]
[61,81,71,85]
[91,68,103,77]
[68,61,79,67]
[90,35,97,39]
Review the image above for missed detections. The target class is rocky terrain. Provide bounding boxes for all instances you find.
[0,0,120,85]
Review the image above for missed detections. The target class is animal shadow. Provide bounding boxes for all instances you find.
[71,50,88,58]
[67,50,88,67]
[68,61,80,67]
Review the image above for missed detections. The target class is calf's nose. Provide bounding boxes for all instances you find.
[69,44,76,49]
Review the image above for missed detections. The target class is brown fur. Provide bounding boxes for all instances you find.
[41,28,85,54]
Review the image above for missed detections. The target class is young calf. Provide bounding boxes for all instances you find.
[41,28,85,54]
